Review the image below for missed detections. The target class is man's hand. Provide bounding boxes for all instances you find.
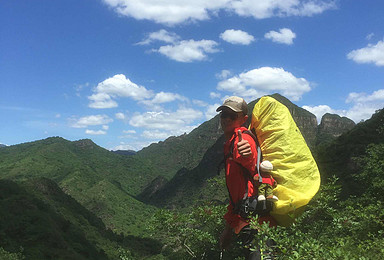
[237,130,252,157]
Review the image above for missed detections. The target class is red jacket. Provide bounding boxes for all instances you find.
[223,127,257,234]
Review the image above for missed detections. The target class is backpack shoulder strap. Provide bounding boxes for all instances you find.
[245,129,263,183]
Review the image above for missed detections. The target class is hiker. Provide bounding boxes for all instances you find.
[255,160,278,202]
[216,96,263,259]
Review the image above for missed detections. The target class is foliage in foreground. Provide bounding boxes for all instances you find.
[149,143,384,259]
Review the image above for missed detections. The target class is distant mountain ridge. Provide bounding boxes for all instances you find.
[0,136,157,236]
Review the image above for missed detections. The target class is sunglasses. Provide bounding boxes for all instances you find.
[220,111,239,120]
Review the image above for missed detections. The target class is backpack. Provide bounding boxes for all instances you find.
[249,96,321,226]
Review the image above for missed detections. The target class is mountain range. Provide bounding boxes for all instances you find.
[1,93,382,259]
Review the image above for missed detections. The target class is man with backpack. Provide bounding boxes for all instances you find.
[217,96,264,259]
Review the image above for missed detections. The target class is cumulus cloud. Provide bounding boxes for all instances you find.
[220,29,255,45]
[137,29,180,45]
[115,112,125,120]
[230,0,336,19]
[149,91,188,104]
[141,130,172,140]
[88,74,154,108]
[346,89,384,103]
[155,39,219,62]
[216,70,232,80]
[129,108,203,131]
[102,0,230,25]
[88,93,118,109]
[265,28,296,45]
[303,89,384,123]
[85,129,107,135]
[103,0,336,25]
[70,115,113,128]
[302,105,345,124]
[217,67,311,101]
[347,40,384,66]
[210,92,221,99]
[344,89,384,122]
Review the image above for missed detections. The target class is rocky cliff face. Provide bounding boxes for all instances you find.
[316,113,356,145]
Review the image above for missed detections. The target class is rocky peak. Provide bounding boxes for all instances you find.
[316,113,356,145]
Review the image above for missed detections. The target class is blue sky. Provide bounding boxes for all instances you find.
[1,0,383,151]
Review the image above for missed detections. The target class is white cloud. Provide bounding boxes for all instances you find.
[217,67,311,101]
[138,92,189,110]
[70,115,113,128]
[205,103,221,120]
[302,105,345,124]
[230,0,336,19]
[88,93,118,109]
[346,89,384,103]
[102,125,109,130]
[155,39,219,62]
[347,40,384,66]
[265,28,296,45]
[303,89,384,123]
[220,29,255,45]
[103,0,336,25]
[102,0,230,25]
[210,92,221,99]
[137,29,180,45]
[149,91,188,104]
[85,129,107,135]
[344,89,384,122]
[141,130,171,140]
[123,130,136,134]
[216,69,232,80]
[129,108,203,131]
[192,99,208,107]
[115,112,125,120]
[88,74,154,108]
[366,33,374,40]
[110,142,137,151]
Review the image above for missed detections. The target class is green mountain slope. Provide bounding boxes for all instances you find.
[136,114,223,180]
[0,137,157,235]
[0,178,162,259]
[315,108,384,195]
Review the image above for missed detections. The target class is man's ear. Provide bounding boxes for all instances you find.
[242,114,248,124]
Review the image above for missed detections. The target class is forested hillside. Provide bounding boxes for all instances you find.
[0,137,159,236]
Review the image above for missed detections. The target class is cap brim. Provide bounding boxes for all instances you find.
[216,105,241,112]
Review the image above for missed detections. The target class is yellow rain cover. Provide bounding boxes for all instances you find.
[250,96,320,226]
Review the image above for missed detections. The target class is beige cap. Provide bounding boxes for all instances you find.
[260,160,273,172]
[216,96,248,114]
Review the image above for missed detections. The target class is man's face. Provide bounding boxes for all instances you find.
[220,108,246,135]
